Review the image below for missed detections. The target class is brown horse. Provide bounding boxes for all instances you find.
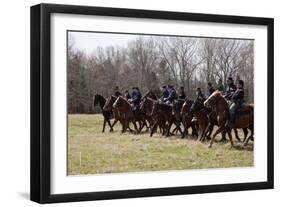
[140,97,167,136]
[113,96,146,133]
[204,90,254,148]
[190,96,249,142]
[93,94,115,132]
[181,99,198,138]
[102,95,123,131]
[151,101,182,137]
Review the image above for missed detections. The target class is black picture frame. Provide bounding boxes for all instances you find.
[30,3,274,204]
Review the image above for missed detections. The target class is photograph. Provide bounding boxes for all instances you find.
[67,31,254,175]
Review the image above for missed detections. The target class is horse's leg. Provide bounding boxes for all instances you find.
[209,126,225,148]
[206,124,214,139]
[172,126,177,134]
[201,123,211,142]
[220,131,227,142]
[181,123,188,138]
[106,119,113,132]
[133,121,139,134]
[242,128,249,143]
[226,129,235,147]
[102,118,106,133]
[150,122,157,137]
[243,125,253,146]
[165,121,173,137]
[191,122,198,137]
[111,118,119,129]
[176,123,183,136]
[234,129,241,142]
[122,117,128,133]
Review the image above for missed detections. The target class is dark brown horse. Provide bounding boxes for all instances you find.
[140,97,167,136]
[181,99,198,138]
[151,101,182,137]
[102,95,122,131]
[113,96,146,133]
[204,90,254,148]
[93,94,113,132]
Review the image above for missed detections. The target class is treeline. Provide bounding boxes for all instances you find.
[67,35,254,114]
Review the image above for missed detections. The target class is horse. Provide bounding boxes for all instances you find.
[204,90,254,148]
[150,101,182,137]
[190,97,249,142]
[102,95,123,131]
[171,100,184,135]
[141,97,167,136]
[113,96,146,133]
[93,94,113,132]
[189,97,212,141]
[181,99,198,138]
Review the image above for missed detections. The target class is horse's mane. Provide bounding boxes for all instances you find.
[117,96,131,106]
[94,94,106,109]
[142,90,157,100]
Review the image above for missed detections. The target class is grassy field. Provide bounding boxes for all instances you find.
[67,114,253,175]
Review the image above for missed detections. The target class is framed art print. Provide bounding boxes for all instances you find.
[30,3,274,203]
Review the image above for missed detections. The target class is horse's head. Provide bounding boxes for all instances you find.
[93,94,100,107]
[204,90,221,108]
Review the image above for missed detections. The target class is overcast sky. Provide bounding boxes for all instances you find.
[69,31,142,55]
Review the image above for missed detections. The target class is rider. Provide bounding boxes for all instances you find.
[223,77,237,100]
[164,84,177,104]
[178,86,186,101]
[217,78,224,92]
[160,85,169,102]
[114,86,122,97]
[227,80,245,128]
[124,90,131,100]
[196,87,205,100]
[207,82,215,97]
[130,87,142,120]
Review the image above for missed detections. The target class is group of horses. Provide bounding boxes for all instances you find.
[93,90,254,148]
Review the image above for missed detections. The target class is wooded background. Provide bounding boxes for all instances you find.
[67,33,254,114]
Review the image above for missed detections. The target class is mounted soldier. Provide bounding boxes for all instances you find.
[178,86,186,101]
[196,87,205,100]
[129,87,142,120]
[124,90,131,100]
[227,80,245,128]
[164,84,177,104]
[160,85,169,102]
[217,78,224,92]
[114,86,122,97]
[207,82,215,97]
[223,77,237,100]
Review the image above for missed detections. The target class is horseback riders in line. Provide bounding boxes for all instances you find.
[113,76,245,126]
[94,76,251,147]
